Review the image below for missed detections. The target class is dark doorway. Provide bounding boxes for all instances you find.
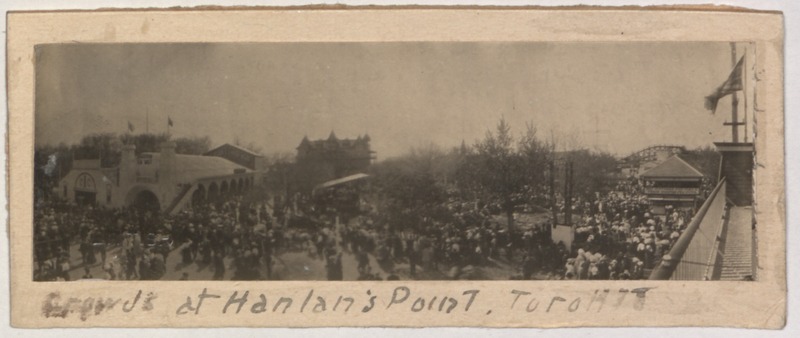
[208,183,219,202]
[191,185,206,206]
[74,191,96,206]
[131,190,160,212]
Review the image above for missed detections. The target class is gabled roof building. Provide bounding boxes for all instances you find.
[640,155,705,213]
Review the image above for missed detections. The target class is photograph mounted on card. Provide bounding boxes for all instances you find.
[6,7,785,328]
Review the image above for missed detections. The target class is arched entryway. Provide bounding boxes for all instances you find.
[126,187,160,212]
[208,182,219,202]
[220,181,229,196]
[74,172,97,206]
[192,184,206,206]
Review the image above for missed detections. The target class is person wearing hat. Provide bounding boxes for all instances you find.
[632,260,645,280]
[212,252,225,280]
[122,232,133,254]
[608,259,619,280]
[149,252,166,280]
[82,227,96,265]
[577,250,591,280]
[521,251,537,280]
[181,239,194,265]
[231,250,248,281]
[325,249,343,281]
[356,248,370,275]
[386,270,400,280]
[137,250,151,280]
[199,236,212,265]
[81,266,93,280]
[56,254,71,281]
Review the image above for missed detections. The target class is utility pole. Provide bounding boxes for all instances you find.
[550,160,557,224]
[593,111,609,152]
[563,161,573,226]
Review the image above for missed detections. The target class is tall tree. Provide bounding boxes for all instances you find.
[560,149,618,201]
[518,123,553,204]
[369,149,447,231]
[74,133,123,167]
[233,137,264,155]
[119,132,172,155]
[174,136,213,155]
[474,117,526,231]
[682,146,721,182]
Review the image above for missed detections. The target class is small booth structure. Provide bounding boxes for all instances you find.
[640,155,704,215]
[312,173,370,215]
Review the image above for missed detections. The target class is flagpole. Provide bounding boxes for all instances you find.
[730,42,739,143]
[743,46,749,143]
[167,117,173,137]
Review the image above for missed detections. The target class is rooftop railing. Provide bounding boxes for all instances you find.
[643,187,701,195]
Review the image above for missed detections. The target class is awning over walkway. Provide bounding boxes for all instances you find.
[313,173,369,193]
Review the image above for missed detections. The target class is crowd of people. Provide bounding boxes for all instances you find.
[33,201,162,281]
[560,181,681,280]
[33,188,282,281]
[33,173,716,282]
[297,177,713,281]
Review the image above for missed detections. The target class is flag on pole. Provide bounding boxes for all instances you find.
[128,121,135,132]
[704,56,745,113]
[168,116,174,127]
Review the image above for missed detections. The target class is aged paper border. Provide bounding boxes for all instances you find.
[6,8,786,328]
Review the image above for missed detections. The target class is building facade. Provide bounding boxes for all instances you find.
[56,142,258,214]
[293,132,375,193]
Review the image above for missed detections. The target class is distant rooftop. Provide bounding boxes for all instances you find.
[206,143,264,157]
[640,155,704,179]
[297,131,371,149]
[142,153,248,181]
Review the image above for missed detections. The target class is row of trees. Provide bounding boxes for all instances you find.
[369,118,619,232]
[681,146,722,182]
[36,133,213,168]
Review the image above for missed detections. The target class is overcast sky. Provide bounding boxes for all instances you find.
[35,42,748,159]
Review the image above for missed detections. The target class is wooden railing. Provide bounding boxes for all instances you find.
[649,178,727,280]
[164,184,194,215]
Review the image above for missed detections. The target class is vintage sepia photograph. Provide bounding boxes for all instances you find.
[31,41,759,283]
[7,7,787,329]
